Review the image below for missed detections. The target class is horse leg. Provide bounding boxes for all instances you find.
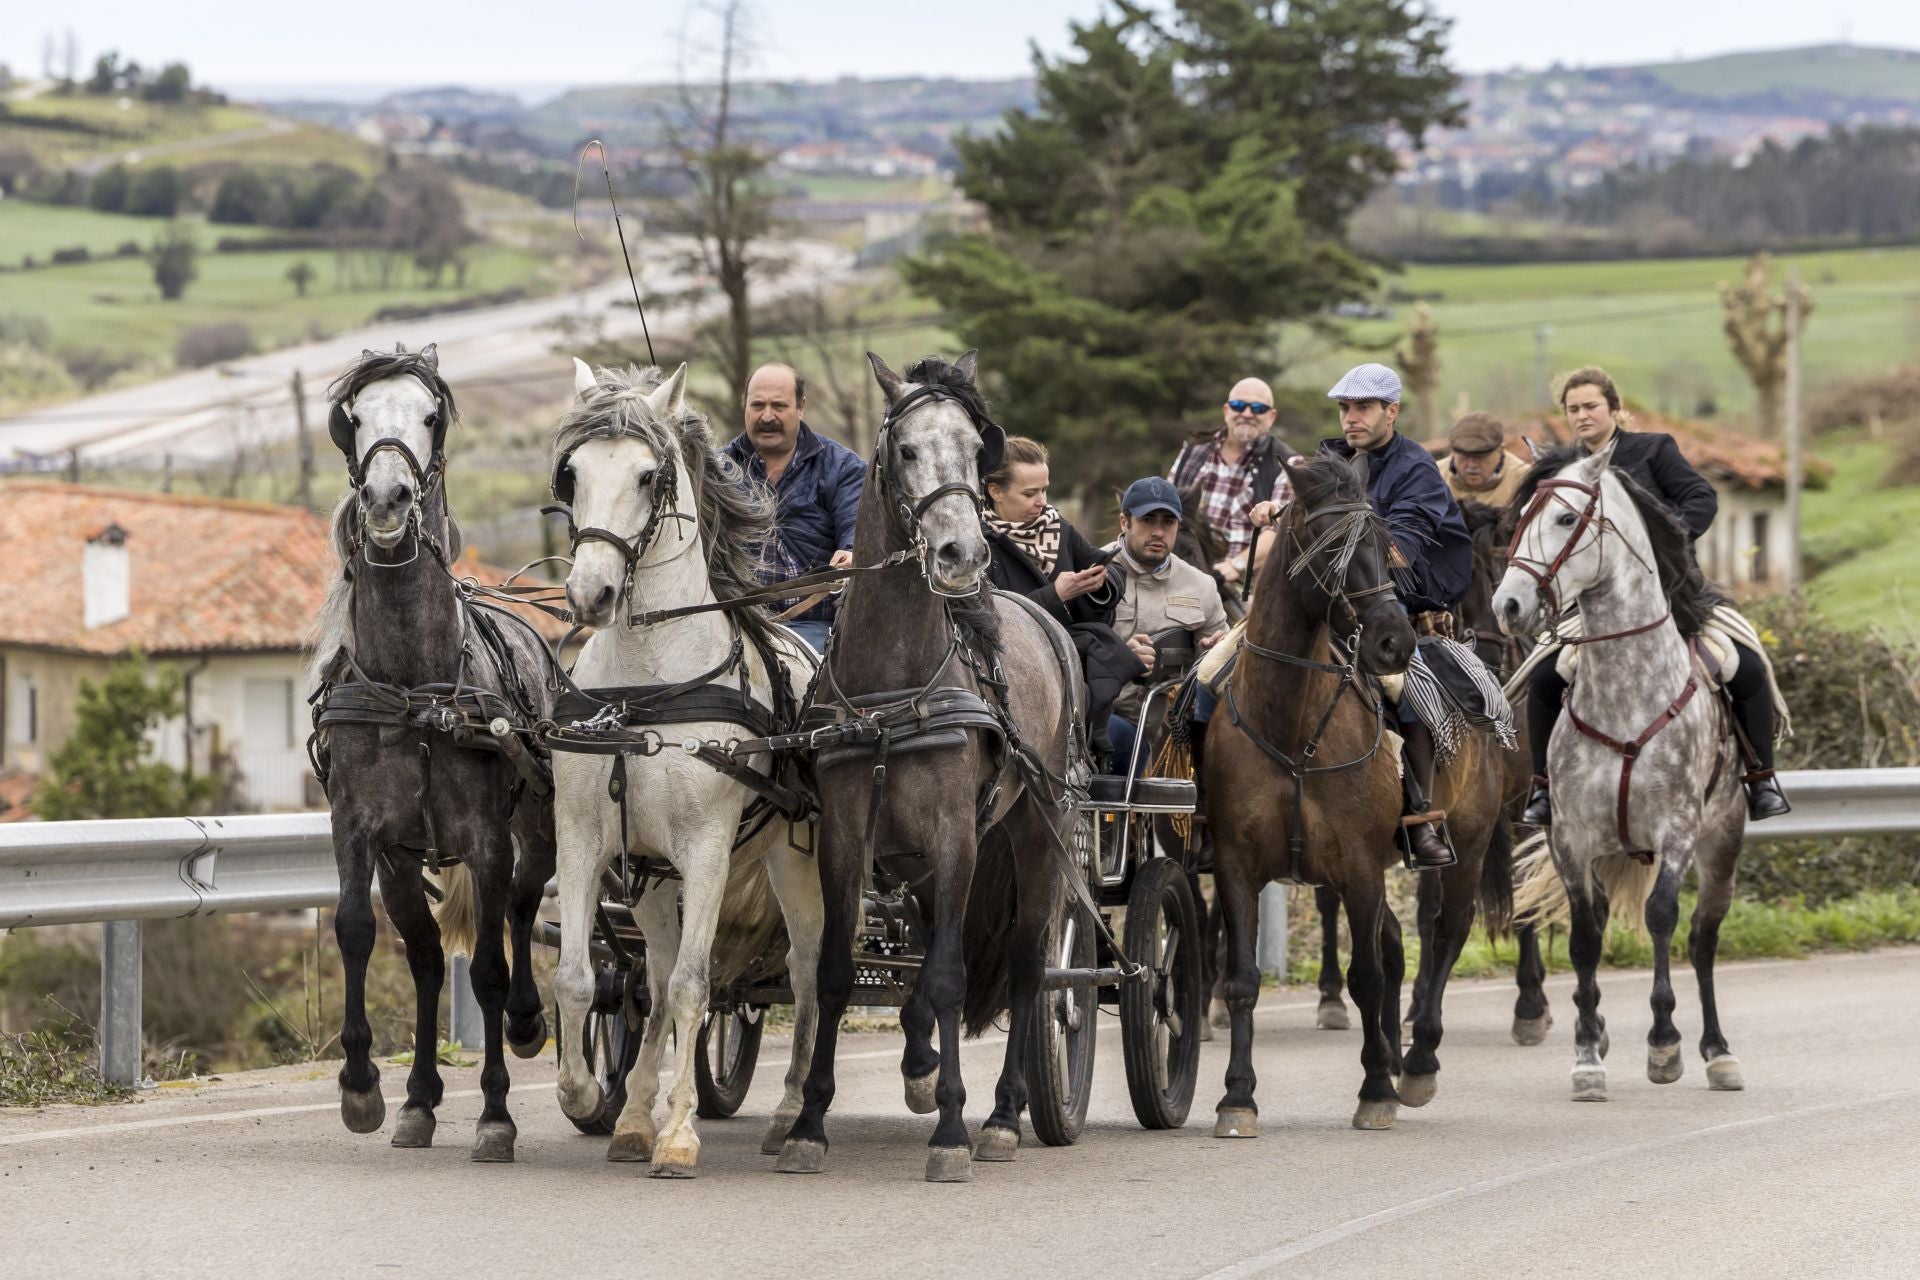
[920,826,978,1183]
[1344,876,1400,1130]
[1645,859,1687,1085]
[462,823,519,1162]
[1563,863,1612,1102]
[553,816,613,1128]
[607,889,678,1163]
[898,963,940,1116]
[1406,871,1441,1042]
[1378,905,1406,1078]
[1511,920,1553,1045]
[1188,868,1216,1041]
[504,807,556,1057]
[371,855,444,1148]
[648,823,734,1179]
[1211,855,1263,1138]
[977,818,1053,1161]
[333,823,385,1134]
[776,820,862,1175]
[1314,885,1349,1030]
[1692,838,1744,1091]
[1401,858,1479,1108]
[761,838,824,1154]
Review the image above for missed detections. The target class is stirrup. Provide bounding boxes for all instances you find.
[1743,770,1791,821]
[1399,810,1456,871]
[1521,776,1552,827]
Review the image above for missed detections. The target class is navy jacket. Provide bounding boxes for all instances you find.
[1318,431,1472,614]
[1584,428,1718,540]
[723,423,866,623]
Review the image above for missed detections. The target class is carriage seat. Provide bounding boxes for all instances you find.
[1087,774,1197,811]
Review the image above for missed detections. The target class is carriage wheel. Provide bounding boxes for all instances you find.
[1025,884,1098,1146]
[559,982,643,1137]
[1120,857,1202,1129]
[694,1005,765,1119]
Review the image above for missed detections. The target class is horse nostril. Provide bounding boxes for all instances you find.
[393,484,413,507]
[593,585,615,615]
[936,540,963,566]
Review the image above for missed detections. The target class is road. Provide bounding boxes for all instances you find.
[0,237,855,466]
[72,117,297,176]
[3,948,1915,1278]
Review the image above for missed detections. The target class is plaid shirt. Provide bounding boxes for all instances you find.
[1168,432,1295,560]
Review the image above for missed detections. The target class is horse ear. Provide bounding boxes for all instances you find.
[867,351,906,406]
[419,342,438,372]
[644,362,689,418]
[1585,437,1619,475]
[953,349,979,383]
[394,341,407,354]
[1346,450,1370,487]
[572,357,598,397]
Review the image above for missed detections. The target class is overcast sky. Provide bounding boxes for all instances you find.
[6,0,1919,100]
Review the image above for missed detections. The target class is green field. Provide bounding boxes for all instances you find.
[0,96,268,163]
[0,204,274,262]
[1278,245,1920,428]
[1642,44,1920,105]
[1801,434,1920,636]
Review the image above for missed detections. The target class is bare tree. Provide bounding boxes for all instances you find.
[1395,302,1440,439]
[765,288,884,455]
[1720,251,1813,440]
[59,27,80,90]
[667,0,780,417]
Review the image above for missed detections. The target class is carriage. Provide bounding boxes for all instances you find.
[539,626,1209,1145]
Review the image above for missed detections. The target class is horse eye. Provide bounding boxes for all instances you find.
[424,411,440,429]
[900,446,917,462]
[1556,512,1575,527]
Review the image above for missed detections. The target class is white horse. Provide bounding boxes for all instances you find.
[549,359,824,1176]
[1494,441,1748,1102]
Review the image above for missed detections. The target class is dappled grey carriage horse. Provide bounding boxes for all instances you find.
[1495,442,1751,1101]
[308,344,558,1161]
[776,351,1086,1183]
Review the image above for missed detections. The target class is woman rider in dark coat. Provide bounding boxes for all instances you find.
[1522,366,1791,824]
[982,436,1145,770]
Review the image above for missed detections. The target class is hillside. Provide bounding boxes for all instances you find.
[1635,43,1920,108]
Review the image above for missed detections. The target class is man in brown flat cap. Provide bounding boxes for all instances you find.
[1441,412,1530,509]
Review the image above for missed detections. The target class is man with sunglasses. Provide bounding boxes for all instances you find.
[1168,377,1297,589]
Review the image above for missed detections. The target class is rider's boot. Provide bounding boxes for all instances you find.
[1399,721,1456,871]
[1523,661,1562,827]
[1731,669,1791,821]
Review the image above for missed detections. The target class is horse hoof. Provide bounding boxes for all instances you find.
[557,1077,605,1123]
[390,1106,436,1148]
[506,1009,548,1059]
[1511,1013,1553,1046]
[1571,1067,1608,1102]
[1707,1055,1745,1091]
[903,1069,938,1115]
[1316,1000,1350,1031]
[339,1085,386,1134]
[606,1130,653,1163]
[973,1126,1019,1162]
[1209,998,1231,1030]
[1397,1072,1438,1108]
[1213,1108,1260,1139]
[1352,1099,1398,1130]
[761,1114,798,1156]
[1647,1042,1684,1085]
[649,1144,699,1179]
[776,1139,827,1175]
[925,1145,973,1183]
[470,1121,517,1163]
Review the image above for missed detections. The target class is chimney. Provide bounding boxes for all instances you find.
[84,523,131,630]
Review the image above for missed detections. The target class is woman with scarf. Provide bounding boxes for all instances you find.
[984,436,1145,770]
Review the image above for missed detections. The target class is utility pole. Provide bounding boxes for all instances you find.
[291,369,315,510]
[1783,268,1803,593]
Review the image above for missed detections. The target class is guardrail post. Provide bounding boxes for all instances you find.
[1256,882,1288,979]
[449,953,482,1049]
[99,920,143,1086]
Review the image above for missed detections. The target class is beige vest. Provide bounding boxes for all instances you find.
[1110,551,1229,720]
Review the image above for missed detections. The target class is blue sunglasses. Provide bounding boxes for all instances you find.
[1227,399,1272,415]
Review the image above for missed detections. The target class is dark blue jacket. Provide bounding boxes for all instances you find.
[1319,431,1472,614]
[723,423,866,623]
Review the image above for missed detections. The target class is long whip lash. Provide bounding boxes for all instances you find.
[574,139,656,367]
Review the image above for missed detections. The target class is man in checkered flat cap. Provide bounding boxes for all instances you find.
[1248,362,1477,870]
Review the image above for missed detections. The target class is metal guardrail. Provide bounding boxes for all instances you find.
[2,767,1915,1085]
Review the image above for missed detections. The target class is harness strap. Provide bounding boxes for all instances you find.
[1562,674,1699,862]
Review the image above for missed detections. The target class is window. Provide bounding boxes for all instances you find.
[1751,512,1770,583]
[243,678,295,750]
[8,674,36,745]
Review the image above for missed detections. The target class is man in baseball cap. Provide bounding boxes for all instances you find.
[1441,411,1530,508]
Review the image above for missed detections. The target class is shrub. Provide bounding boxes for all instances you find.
[50,244,91,265]
[1807,366,1920,436]
[114,239,142,258]
[89,163,130,213]
[0,312,51,349]
[210,167,272,225]
[62,346,143,389]
[173,322,252,369]
[149,222,198,300]
[127,165,184,217]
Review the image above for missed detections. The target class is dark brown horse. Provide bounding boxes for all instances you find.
[1208,454,1507,1134]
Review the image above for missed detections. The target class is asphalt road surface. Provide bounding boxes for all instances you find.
[3,948,1915,1279]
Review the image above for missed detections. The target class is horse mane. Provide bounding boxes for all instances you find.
[325,347,458,422]
[1285,452,1369,510]
[550,364,780,649]
[902,353,993,425]
[1458,499,1504,537]
[1506,444,1727,637]
[897,354,1002,657]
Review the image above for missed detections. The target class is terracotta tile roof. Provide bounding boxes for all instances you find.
[0,768,38,822]
[1427,413,1831,492]
[0,482,565,656]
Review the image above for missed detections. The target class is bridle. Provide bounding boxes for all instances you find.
[330,370,453,573]
[872,383,1006,599]
[549,431,698,625]
[1506,473,1664,645]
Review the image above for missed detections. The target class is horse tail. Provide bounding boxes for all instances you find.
[1510,832,1658,935]
[962,828,1019,1039]
[432,863,478,959]
[1478,817,1517,938]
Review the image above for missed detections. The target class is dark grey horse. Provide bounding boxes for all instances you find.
[309,344,558,1160]
[775,351,1084,1183]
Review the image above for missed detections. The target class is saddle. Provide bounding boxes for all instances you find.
[1539,603,1791,735]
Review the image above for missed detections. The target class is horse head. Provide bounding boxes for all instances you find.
[1276,452,1415,677]
[866,349,999,596]
[1494,440,1619,635]
[328,343,451,551]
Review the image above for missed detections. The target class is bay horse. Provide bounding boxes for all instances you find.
[1495,442,1748,1100]
[546,360,825,1176]
[309,343,558,1161]
[776,351,1084,1183]
[1207,452,1506,1134]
